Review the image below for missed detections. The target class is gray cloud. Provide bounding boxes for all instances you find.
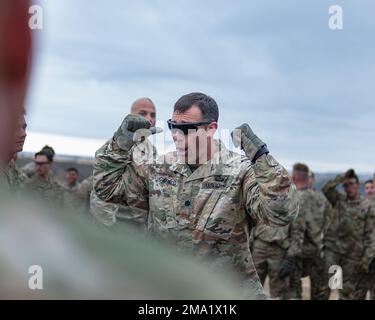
[27,0,375,172]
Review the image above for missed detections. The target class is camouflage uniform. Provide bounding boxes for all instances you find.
[60,181,86,212]
[3,159,27,190]
[23,174,65,205]
[359,197,375,300]
[289,189,332,300]
[322,175,371,300]
[90,139,158,227]
[92,138,298,299]
[77,175,93,206]
[20,161,36,178]
[252,188,306,299]
[0,186,243,299]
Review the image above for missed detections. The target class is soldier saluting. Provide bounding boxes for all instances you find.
[92,92,299,298]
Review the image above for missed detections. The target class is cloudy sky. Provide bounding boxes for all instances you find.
[24,0,375,172]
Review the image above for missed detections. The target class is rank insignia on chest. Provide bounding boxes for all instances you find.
[158,177,177,186]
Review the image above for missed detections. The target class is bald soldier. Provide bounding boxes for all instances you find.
[90,97,159,226]
[93,92,299,298]
[130,97,156,127]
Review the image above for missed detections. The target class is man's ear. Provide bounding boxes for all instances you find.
[207,122,218,137]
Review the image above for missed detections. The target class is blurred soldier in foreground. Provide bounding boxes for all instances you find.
[288,164,332,299]
[93,92,299,298]
[322,169,372,299]
[364,179,374,199]
[3,111,28,189]
[0,0,243,299]
[90,97,159,226]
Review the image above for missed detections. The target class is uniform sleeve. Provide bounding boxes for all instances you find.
[287,191,306,257]
[242,154,299,227]
[322,174,342,207]
[92,139,149,217]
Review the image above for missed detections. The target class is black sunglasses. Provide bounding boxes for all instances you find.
[167,119,212,135]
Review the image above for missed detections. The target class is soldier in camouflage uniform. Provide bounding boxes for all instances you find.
[21,145,55,179]
[23,150,64,204]
[288,164,332,300]
[359,194,375,300]
[252,163,307,299]
[3,111,28,189]
[322,169,371,299]
[90,97,159,227]
[92,92,299,298]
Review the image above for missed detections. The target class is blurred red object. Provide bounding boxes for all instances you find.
[0,0,32,166]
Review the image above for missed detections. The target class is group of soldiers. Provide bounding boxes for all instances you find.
[2,94,375,300]
[1,1,374,300]
[252,165,375,300]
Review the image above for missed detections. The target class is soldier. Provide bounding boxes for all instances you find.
[288,164,332,300]
[23,150,64,204]
[251,163,306,299]
[62,167,80,191]
[130,97,157,127]
[21,145,55,178]
[322,169,370,299]
[358,194,375,300]
[3,111,28,189]
[90,97,159,227]
[92,92,299,298]
[364,180,374,199]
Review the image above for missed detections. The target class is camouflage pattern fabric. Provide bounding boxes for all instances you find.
[3,159,27,190]
[289,189,332,299]
[92,137,299,299]
[322,175,372,300]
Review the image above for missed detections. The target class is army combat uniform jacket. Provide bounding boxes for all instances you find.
[93,138,299,298]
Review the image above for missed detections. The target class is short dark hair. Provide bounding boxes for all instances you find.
[67,167,78,174]
[364,180,373,186]
[293,163,309,180]
[35,150,53,163]
[40,145,55,160]
[344,169,359,183]
[174,92,219,122]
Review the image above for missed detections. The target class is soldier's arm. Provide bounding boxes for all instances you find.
[243,154,299,227]
[93,139,149,214]
[322,174,342,206]
[286,194,306,257]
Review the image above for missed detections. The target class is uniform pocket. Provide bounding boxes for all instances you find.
[195,189,243,241]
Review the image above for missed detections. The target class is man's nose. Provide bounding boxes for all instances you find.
[171,130,184,142]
